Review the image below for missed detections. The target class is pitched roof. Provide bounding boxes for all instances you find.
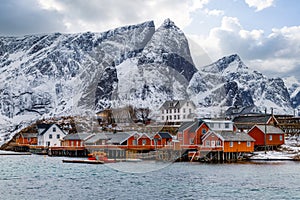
[107,132,131,144]
[217,131,255,142]
[158,132,172,139]
[233,115,275,130]
[188,120,203,133]
[254,125,284,134]
[177,121,194,132]
[22,133,37,138]
[63,133,92,140]
[37,123,66,136]
[84,132,108,144]
[37,124,52,129]
[159,100,195,110]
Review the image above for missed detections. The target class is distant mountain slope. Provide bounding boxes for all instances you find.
[188,54,293,114]
[0,19,299,144]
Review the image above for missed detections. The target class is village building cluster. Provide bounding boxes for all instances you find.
[12,100,289,161]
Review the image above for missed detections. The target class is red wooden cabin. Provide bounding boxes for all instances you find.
[152,132,172,147]
[248,125,284,147]
[201,131,255,153]
[16,133,37,145]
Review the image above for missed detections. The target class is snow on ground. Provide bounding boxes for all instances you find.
[251,151,295,160]
[250,136,300,160]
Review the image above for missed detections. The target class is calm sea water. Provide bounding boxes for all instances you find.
[0,153,300,200]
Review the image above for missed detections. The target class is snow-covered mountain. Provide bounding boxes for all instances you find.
[188,54,294,114]
[0,19,299,144]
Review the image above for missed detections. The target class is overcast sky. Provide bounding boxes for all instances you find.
[0,0,299,80]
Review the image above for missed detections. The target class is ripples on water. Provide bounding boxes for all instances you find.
[0,154,300,200]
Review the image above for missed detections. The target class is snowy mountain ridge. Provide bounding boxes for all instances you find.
[0,19,299,144]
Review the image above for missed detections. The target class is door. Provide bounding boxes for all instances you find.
[211,141,215,147]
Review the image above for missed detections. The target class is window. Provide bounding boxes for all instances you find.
[174,109,176,113]
[247,141,251,147]
[166,110,168,114]
[162,110,164,114]
[218,123,221,128]
[183,108,186,113]
[132,140,137,145]
[183,115,186,119]
[162,116,164,121]
[230,141,233,147]
[238,141,241,145]
[186,102,189,106]
[269,135,272,141]
[166,116,169,120]
[280,135,283,141]
[142,139,147,145]
[71,141,74,146]
[202,129,206,134]
[210,123,214,128]
[169,109,172,114]
[56,134,60,139]
[46,141,50,146]
[177,109,180,113]
[189,108,191,114]
[190,138,194,144]
[178,115,180,119]
[174,115,176,120]
[49,134,52,139]
[225,123,229,128]
[170,116,172,120]
[52,127,56,132]
[205,140,210,147]
[216,140,221,146]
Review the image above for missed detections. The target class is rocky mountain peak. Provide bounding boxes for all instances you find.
[138,19,197,81]
[161,18,178,29]
[202,54,247,73]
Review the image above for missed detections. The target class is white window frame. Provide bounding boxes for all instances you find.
[269,135,272,141]
[230,141,233,147]
[205,140,210,147]
[247,141,251,147]
[211,141,215,147]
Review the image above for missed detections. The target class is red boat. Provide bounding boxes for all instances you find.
[88,152,116,163]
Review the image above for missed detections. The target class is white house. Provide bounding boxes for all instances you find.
[37,124,67,147]
[159,100,197,123]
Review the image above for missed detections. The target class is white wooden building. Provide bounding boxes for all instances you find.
[37,124,67,147]
[158,100,197,123]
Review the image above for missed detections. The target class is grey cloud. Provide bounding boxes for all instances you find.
[0,0,65,36]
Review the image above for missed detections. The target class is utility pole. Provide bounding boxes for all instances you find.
[264,108,267,154]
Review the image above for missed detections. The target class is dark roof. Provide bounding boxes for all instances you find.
[254,125,284,134]
[233,114,272,123]
[233,115,274,130]
[178,121,194,132]
[63,133,92,140]
[159,100,195,110]
[37,123,66,136]
[158,132,172,139]
[225,105,261,117]
[188,120,203,133]
[37,124,52,129]
[217,131,255,142]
